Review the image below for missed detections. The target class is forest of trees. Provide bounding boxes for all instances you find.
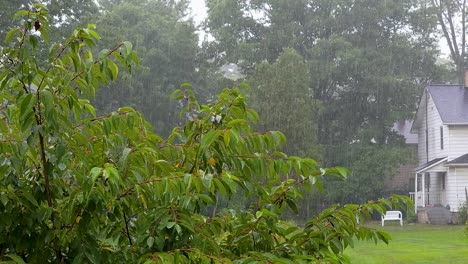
[0,0,466,262]
[0,0,466,215]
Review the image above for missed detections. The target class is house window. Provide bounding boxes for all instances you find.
[417,175,422,191]
[409,178,415,192]
[440,126,444,150]
[441,173,446,190]
[424,173,430,191]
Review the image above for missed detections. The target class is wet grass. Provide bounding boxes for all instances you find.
[346,223,468,264]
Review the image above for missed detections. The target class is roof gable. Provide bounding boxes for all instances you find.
[428,85,468,124]
[446,153,468,166]
[392,120,418,144]
[415,157,447,173]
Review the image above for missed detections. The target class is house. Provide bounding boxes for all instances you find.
[384,120,418,194]
[410,75,468,223]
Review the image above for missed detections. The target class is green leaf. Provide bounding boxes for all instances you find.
[5,254,26,264]
[376,230,391,244]
[223,130,231,146]
[107,59,119,81]
[87,28,100,40]
[38,27,49,42]
[147,237,154,248]
[5,28,20,43]
[227,119,246,127]
[29,35,38,52]
[89,167,102,182]
[200,130,221,149]
[21,191,38,207]
[41,89,53,112]
[202,173,213,189]
[20,93,35,121]
[13,10,29,19]
[286,198,298,214]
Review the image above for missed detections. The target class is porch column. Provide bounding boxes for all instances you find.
[422,173,426,207]
[414,173,418,213]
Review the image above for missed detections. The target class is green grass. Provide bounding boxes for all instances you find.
[346,223,468,264]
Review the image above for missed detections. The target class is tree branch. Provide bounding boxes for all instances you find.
[123,211,133,246]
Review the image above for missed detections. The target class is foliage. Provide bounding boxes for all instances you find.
[459,201,468,225]
[0,0,99,43]
[0,5,414,263]
[248,48,320,156]
[204,1,445,208]
[430,0,467,84]
[324,143,414,205]
[92,0,201,137]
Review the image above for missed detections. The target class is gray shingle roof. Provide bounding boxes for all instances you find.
[415,157,447,172]
[446,153,468,165]
[392,120,418,144]
[428,85,468,124]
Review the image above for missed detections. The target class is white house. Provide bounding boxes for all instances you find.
[410,78,468,218]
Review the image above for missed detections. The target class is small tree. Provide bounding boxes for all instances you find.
[0,5,411,263]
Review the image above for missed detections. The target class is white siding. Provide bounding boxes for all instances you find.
[417,128,426,164]
[446,168,468,212]
[447,125,468,160]
[417,93,448,165]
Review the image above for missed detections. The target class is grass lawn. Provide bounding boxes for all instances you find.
[345,223,468,264]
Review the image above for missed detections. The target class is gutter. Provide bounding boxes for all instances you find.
[442,123,468,125]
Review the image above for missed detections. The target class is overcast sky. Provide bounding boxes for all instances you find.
[189,0,207,25]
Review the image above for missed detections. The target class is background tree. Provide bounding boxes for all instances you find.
[93,0,200,136]
[0,5,411,263]
[431,0,467,83]
[248,48,320,156]
[0,0,99,43]
[204,0,447,206]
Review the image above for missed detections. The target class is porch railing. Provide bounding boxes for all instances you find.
[409,191,442,208]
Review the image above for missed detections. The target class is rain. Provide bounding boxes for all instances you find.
[0,0,467,262]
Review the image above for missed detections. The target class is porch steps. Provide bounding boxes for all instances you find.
[418,207,452,224]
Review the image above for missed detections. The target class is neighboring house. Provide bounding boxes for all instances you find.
[410,80,468,220]
[384,120,418,194]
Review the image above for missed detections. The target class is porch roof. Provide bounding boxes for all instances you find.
[446,153,468,166]
[415,157,448,174]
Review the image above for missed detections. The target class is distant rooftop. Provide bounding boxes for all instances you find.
[392,120,418,144]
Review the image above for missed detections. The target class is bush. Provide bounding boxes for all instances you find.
[459,202,468,225]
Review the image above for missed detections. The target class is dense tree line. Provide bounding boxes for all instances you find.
[0,0,465,223]
[0,4,412,262]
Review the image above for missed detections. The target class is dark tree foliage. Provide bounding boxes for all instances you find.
[0,0,99,42]
[204,0,449,204]
[92,0,200,136]
[0,5,412,263]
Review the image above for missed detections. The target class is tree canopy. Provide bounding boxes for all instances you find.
[0,4,411,263]
[203,0,450,205]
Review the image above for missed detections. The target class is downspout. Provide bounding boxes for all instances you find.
[415,173,418,214]
[425,89,429,163]
[422,172,426,207]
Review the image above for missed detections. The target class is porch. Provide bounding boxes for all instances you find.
[411,157,448,213]
[409,191,444,208]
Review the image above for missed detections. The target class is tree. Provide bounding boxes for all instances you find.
[0,0,99,43]
[431,0,467,84]
[203,0,443,182]
[93,0,200,136]
[248,48,320,155]
[0,5,412,263]
[324,143,414,205]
